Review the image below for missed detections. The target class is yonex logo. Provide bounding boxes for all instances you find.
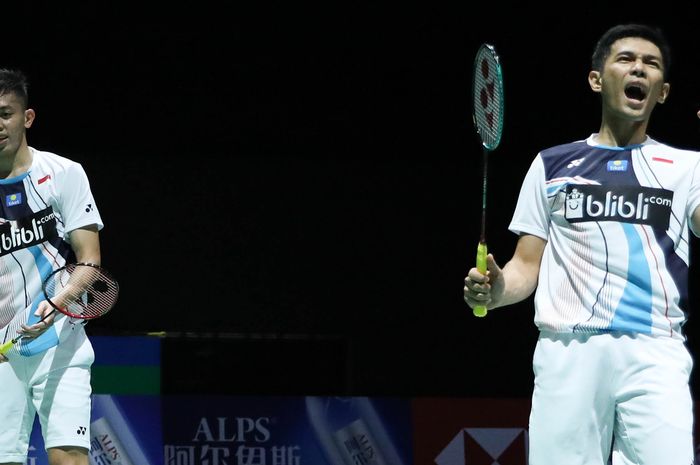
[77,426,86,435]
[567,157,585,168]
[565,184,673,229]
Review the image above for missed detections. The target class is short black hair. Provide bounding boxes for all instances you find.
[0,68,29,109]
[591,24,671,79]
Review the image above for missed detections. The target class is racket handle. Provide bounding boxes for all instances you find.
[473,242,488,317]
[0,339,14,355]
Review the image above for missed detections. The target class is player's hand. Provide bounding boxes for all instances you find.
[18,301,56,340]
[464,254,504,310]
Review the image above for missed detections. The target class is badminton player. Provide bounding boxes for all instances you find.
[464,24,700,464]
[0,68,103,465]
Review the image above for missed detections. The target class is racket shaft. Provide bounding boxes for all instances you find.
[474,242,488,317]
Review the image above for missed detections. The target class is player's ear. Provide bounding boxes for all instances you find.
[588,71,602,93]
[657,83,670,104]
[24,109,35,129]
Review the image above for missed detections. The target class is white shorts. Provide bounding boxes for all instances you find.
[528,331,694,465]
[0,329,94,463]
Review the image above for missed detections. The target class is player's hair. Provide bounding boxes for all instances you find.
[591,24,671,79]
[0,69,29,109]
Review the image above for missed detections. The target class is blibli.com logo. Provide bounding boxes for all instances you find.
[565,184,673,230]
[0,207,58,257]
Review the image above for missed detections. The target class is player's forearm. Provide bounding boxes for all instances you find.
[489,256,540,310]
[487,234,545,310]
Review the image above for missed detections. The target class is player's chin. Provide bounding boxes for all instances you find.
[620,101,653,119]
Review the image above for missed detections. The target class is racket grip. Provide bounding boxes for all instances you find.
[474,242,488,317]
[0,339,14,355]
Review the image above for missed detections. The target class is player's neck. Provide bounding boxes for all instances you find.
[0,142,32,179]
[595,120,648,147]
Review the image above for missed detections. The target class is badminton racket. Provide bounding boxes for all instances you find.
[0,263,119,355]
[471,43,504,317]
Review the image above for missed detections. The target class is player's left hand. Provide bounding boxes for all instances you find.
[18,301,56,339]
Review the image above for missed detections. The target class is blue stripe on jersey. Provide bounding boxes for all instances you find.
[608,223,652,333]
[546,182,567,196]
[18,245,59,356]
[592,142,644,151]
[0,172,29,185]
[27,243,55,314]
[18,299,59,356]
[652,227,689,312]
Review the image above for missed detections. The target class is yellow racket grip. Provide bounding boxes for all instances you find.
[0,339,14,356]
[474,242,488,317]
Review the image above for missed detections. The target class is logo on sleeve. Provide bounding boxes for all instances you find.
[5,193,22,207]
[565,184,673,229]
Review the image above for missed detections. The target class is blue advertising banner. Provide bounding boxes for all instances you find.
[161,396,413,465]
[29,395,412,465]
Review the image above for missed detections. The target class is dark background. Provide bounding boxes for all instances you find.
[5,4,700,396]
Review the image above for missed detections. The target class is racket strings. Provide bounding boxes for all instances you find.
[473,45,504,150]
[44,265,119,319]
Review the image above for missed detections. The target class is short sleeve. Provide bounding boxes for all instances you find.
[60,162,103,233]
[508,154,550,240]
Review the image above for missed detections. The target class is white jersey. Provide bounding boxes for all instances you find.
[0,147,103,356]
[509,135,700,339]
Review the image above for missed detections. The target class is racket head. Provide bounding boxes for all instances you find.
[42,263,119,319]
[472,43,505,151]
